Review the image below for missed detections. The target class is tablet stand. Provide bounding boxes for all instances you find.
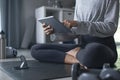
[14,55,29,70]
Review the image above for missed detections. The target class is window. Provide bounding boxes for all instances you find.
[0,11,1,31]
[114,15,120,44]
[0,0,1,31]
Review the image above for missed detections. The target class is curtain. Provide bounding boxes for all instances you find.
[1,0,22,48]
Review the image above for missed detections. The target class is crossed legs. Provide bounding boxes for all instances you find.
[31,43,116,68]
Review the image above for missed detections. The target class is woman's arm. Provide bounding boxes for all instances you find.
[73,0,119,38]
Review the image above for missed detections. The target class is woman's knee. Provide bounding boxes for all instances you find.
[31,44,44,58]
[77,43,114,68]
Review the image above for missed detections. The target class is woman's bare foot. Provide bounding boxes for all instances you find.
[66,47,80,57]
[64,54,79,64]
[64,54,88,69]
[79,63,88,70]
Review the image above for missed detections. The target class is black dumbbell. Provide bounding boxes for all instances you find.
[99,63,120,80]
[71,63,100,80]
[71,63,120,80]
[71,63,80,80]
[78,73,101,80]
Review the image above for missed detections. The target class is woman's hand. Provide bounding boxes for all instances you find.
[63,20,78,29]
[42,23,54,35]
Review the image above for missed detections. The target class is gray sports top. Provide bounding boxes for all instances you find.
[72,0,119,38]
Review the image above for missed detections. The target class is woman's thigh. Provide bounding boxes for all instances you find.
[31,43,79,52]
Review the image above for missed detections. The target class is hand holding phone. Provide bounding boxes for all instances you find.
[42,23,54,35]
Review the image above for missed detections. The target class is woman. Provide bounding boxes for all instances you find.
[31,0,119,68]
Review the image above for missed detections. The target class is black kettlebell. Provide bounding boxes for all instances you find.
[71,63,80,80]
[71,63,101,80]
[78,73,100,80]
[71,63,89,80]
[99,63,120,80]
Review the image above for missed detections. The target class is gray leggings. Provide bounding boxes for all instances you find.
[31,43,117,68]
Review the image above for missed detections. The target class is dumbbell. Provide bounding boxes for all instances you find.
[78,73,101,80]
[71,63,120,80]
[99,63,120,80]
[71,63,101,80]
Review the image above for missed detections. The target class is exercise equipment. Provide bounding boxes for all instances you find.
[14,55,29,70]
[71,63,120,80]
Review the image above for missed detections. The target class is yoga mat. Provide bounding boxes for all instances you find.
[0,60,71,80]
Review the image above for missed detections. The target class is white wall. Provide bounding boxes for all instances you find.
[20,0,75,48]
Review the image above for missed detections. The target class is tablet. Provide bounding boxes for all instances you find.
[38,16,72,33]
